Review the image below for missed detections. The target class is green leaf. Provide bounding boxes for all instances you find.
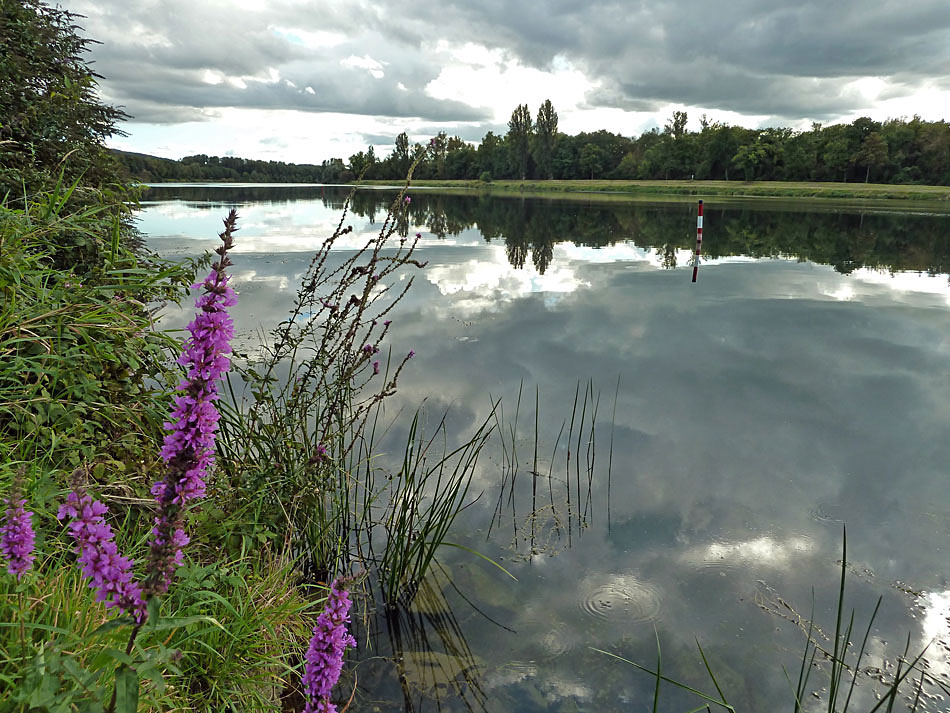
[149,614,226,632]
[114,665,139,713]
[88,617,133,639]
[146,595,162,625]
[100,647,134,666]
[137,663,167,694]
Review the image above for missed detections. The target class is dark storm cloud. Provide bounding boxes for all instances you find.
[63,0,491,124]
[108,61,488,123]
[62,0,950,127]
[107,99,216,125]
[386,0,950,118]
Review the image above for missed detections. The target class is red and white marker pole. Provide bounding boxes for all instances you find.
[691,199,703,283]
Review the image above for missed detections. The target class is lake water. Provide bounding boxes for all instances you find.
[140,185,950,712]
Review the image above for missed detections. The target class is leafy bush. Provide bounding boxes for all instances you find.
[0,182,201,474]
[0,0,128,198]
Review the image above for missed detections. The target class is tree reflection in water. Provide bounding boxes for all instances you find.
[145,185,950,278]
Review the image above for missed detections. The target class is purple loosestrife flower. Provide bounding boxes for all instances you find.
[302,577,357,713]
[1,495,35,581]
[57,487,146,623]
[147,210,238,596]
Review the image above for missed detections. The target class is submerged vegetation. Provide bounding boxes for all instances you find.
[2,1,947,712]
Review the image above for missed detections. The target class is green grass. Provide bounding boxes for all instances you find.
[360,178,950,204]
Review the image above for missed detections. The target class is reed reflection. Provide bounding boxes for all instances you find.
[357,564,495,713]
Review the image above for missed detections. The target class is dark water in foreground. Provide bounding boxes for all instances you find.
[141,185,950,712]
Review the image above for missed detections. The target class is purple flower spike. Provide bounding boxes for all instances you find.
[302,577,357,713]
[372,361,380,375]
[404,196,411,204]
[408,350,415,359]
[58,488,146,623]
[147,210,238,596]
[1,495,35,581]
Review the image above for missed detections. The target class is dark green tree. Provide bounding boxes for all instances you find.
[477,131,506,180]
[855,131,888,183]
[664,110,688,140]
[732,142,766,181]
[533,99,558,179]
[507,104,532,179]
[389,131,410,178]
[918,121,950,184]
[579,143,606,179]
[0,0,128,195]
[348,150,369,176]
[661,110,693,178]
[445,135,476,179]
[822,136,852,182]
[431,131,448,178]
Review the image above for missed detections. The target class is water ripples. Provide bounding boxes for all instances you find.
[517,612,579,659]
[578,574,662,624]
[811,501,847,524]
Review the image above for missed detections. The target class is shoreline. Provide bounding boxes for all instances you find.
[358,178,950,202]
[143,179,950,212]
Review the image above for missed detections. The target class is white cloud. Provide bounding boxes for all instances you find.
[425,246,589,316]
[340,54,387,80]
[425,47,595,124]
[682,535,815,569]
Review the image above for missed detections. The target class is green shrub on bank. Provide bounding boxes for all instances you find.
[0,182,201,475]
[0,194,323,710]
[0,0,129,199]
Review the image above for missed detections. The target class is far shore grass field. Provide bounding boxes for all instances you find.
[359,178,950,204]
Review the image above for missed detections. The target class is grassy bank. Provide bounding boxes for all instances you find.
[361,178,950,202]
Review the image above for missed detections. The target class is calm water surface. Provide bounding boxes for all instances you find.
[141,185,950,712]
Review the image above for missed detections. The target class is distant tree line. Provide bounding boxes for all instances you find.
[115,102,950,186]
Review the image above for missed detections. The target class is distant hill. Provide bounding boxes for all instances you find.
[111,149,337,183]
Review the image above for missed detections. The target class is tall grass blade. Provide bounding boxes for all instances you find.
[590,647,736,712]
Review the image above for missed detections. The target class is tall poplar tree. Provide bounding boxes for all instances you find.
[507,104,532,180]
[533,99,558,179]
[392,131,410,177]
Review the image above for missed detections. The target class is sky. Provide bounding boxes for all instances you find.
[59,0,950,164]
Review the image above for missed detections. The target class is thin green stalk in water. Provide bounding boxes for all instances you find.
[590,644,735,712]
[378,404,496,603]
[598,528,934,713]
